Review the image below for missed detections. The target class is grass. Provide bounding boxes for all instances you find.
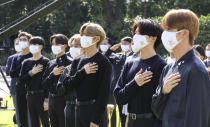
[0,96,16,127]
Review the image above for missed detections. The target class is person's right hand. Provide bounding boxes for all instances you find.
[53,66,65,75]
[134,69,153,87]
[84,63,98,74]
[107,104,115,114]
[110,43,121,51]
[162,72,181,94]
[31,64,43,75]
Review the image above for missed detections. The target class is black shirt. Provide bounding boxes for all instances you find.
[114,54,166,114]
[61,52,112,124]
[151,49,210,127]
[19,56,49,95]
[10,53,32,79]
[42,54,72,95]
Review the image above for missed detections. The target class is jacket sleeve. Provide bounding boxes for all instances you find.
[183,69,210,127]
[6,56,13,76]
[42,62,59,90]
[91,61,112,125]
[19,61,31,87]
[151,67,169,120]
[56,67,71,96]
[10,56,19,78]
[62,60,87,91]
[114,62,139,105]
[104,49,120,64]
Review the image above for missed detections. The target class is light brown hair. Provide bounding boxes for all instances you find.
[18,32,32,40]
[68,34,81,46]
[80,22,106,47]
[161,9,199,45]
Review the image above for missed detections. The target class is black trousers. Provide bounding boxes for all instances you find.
[127,117,161,127]
[75,104,107,127]
[64,102,75,127]
[49,95,65,127]
[118,105,127,127]
[27,93,50,127]
[16,86,28,127]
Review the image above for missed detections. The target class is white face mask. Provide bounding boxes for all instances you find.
[131,44,140,53]
[80,36,94,48]
[29,45,40,54]
[51,45,62,55]
[70,47,81,58]
[121,45,130,52]
[19,41,28,49]
[206,50,210,57]
[15,44,22,52]
[100,45,109,52]
[161,30,183,53]
[133,34,148,51]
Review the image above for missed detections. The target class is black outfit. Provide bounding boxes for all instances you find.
[57,66,76,127]
[114,54,166,127]
[104,49,132,127]
[19,56,50,127]
[42,54,73,127]
[59,52,112,127]
[151,50,210,127]
[10,53,32,127]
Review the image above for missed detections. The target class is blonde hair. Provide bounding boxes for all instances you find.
[68,34,81,46]
[162,9,199,45]
[80,22,106,47]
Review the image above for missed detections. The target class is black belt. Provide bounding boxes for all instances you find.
[27,90,44,95]
[76,99,96,106]
[128,113,154,120]
[66,100,75,105]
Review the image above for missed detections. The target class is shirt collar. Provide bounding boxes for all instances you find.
[176,49,195,66]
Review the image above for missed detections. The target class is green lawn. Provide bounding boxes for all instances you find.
[0,96,16,127]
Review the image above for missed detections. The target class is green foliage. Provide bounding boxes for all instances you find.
[195,14,210,48]
[1,0,210,63]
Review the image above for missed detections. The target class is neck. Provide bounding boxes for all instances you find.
[173,41,192,61]
[22,48,29,55]
[140,46,156,59]
[84,45,98,58]
[56,51,65,58]
[33,52,42,60]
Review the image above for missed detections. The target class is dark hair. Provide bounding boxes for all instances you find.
[50,34,68,45]
[29,36,45,47]
[193,44,205,57]
[18,32,32,40]
[121,36,132,43]
[132,19,163,49]
[106,37,113,46]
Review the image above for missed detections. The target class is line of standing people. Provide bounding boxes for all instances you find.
[6,8,210,127]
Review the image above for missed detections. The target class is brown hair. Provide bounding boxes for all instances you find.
[80,22,106,47]
[50,34,68,45]
[68,34,81,46]
[161,9,199,45]
[18,32,32,40]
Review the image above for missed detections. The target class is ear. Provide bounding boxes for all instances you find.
[147,36,157,43]
[63,44,68,48]
[93,36,100,43]
[182,29,190,37]
[40,45,43,50]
